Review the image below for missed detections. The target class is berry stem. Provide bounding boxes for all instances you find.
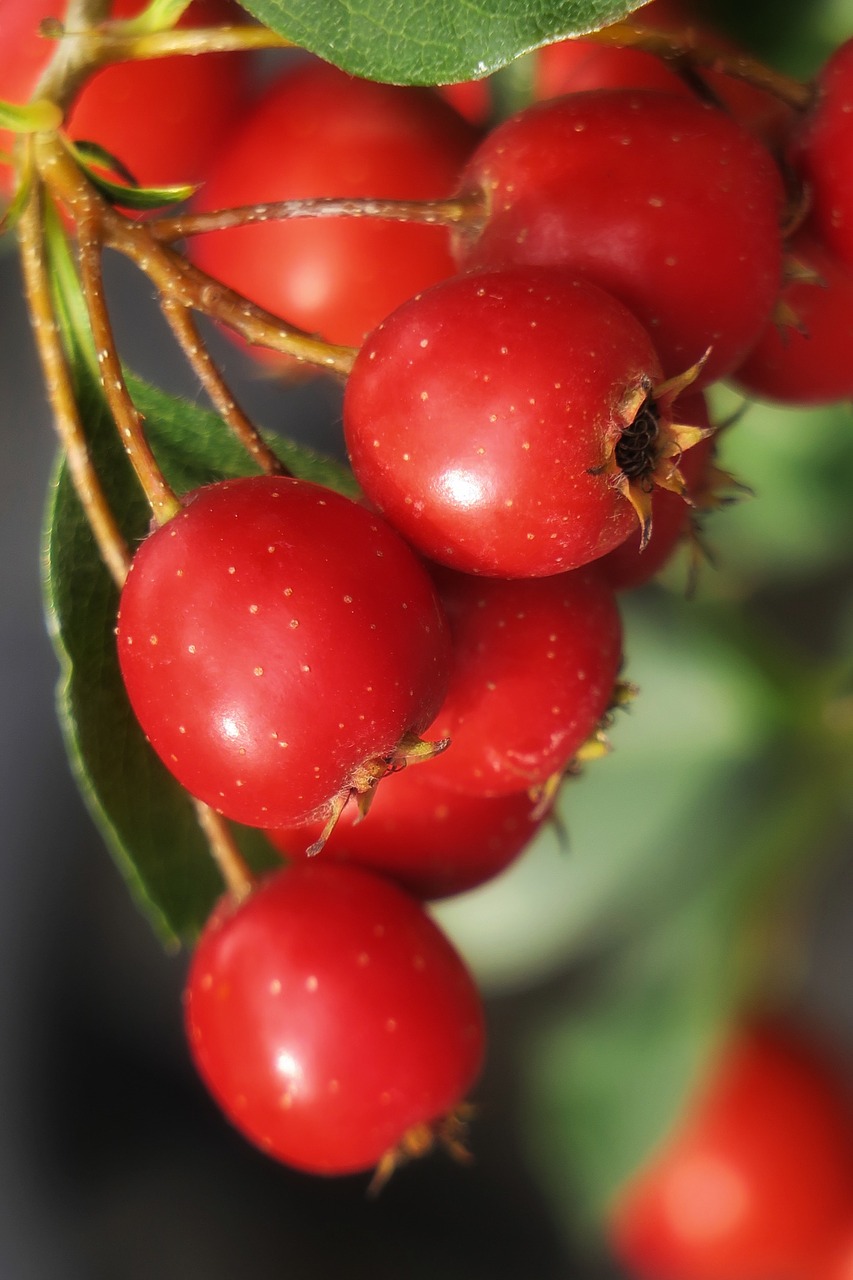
[159,297,289,475]
[152,193,488,243]
[76,206,182,524]
[91,24,295,62]
[17,170,130,587]
[586,21,813,110]
[31,0,112,116]
[191,801,255,904]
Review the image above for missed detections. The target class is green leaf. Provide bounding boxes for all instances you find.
[43,369,358,948]
[236,0,647,85]
[70,140,196,209]
[0,97,62,133]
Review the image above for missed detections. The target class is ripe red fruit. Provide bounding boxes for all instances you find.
[609,1021,853,1280]
[0,0,251,197]
[789,38,853,269]
[811,1223,853,1280]
[419,566,623,797]
[454,90,786,387]
[732,230,853,405]
[185,862,486,1177]
[535,4,793,152]
[267,756,550,900]
[344,266,704,579]
[116,476,451,829]
[188,59,478,351]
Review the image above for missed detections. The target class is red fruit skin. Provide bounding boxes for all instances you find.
[609,1022,853,1280]
[732,230,853,405]
[0,0,251,196]
[116,476,452,829]
[535,0,793,154]
[454,90,786,387]
[267,763,549,900]
[595,393,713,590]
[188,59,478,350]
[344,266,665,578]
[436,79,492,125]
[185,863,486,1175]
[419,567,623,797]
[789,38,853,270]
[812,1222,853,1280]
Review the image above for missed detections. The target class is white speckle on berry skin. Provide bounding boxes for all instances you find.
[305,975,319,993]
[269,979,281,995]
[254,667,264,677]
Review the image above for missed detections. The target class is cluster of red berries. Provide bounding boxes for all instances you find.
[104,1,853,1198]
[16,0,853,1237]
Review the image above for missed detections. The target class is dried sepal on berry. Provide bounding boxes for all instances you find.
[596,352,714,550]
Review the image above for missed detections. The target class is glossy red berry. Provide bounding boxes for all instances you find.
[811,1222,853,1280]
[733,230,853,405]
[535,5,793,153]
[267,757,550,900]
[454,90,786,387]
[345,265,702,578]
[789,38,853,269]
[419,566,623,797]
[188,59,478,351]
[0,0,251,197]
[609,1022,853,1280]
[185,862,486,1176]
[116,476,451,829]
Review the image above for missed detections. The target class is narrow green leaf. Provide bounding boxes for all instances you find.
[43,366,358,947]
[0,97,62,133]
[236,0,647,85]
[70,141,196,208]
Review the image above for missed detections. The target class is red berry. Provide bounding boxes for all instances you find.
[116,476,451,829]
[812,1222,853,1280]
[535,6,793,153]
[185,862,486,1176]
[268,756,550,900]
[345,266,701,578]
[188,59,478,351]
[0,0,251,197]
[420,566,623,797]
[789,38,853,269]
[454,90,786,387]
[609,1022,853,1280]
[733,230,853,405]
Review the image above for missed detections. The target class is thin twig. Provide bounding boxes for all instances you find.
[76,209,182,523]
[192,800,255,903]
[585,22,813,111]
[111,215,358,375]
[17,176,130,587]
[31,0,112,115]
[160,297,288,475]
[153,194,486,243]
[92,24,294,62]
